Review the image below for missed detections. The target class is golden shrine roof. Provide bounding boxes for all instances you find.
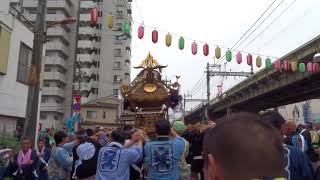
[134,52,167,69]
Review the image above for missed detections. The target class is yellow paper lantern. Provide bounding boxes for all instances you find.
[215,46,221,59]
[256,56,262,68]
[165,33,172,47]
[291,61,298,72]
[107,13,113,29]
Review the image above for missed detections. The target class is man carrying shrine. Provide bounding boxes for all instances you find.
[96,129,143,180]
[144,119,185,180]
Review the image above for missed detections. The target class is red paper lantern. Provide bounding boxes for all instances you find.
[274,59,281,71]
[191,42,198,55]
[90,8,98,26]
[236,52,242,64]
[283,60,290,71]
[152,30,158,43]
[313,63,319,72]
[246,53,253,65]
[203,44,209,56]
[307,62,313,72]
[138,25,144,39]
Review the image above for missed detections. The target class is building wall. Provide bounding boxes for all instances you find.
[0,1,34,135]
[76,0,132,103]
[22,0,79,129]
[80,106,118,124]
[278,99,320,125]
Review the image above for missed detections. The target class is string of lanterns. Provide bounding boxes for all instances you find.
[89,8,320,73]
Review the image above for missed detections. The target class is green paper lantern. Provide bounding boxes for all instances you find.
[299,63,306,72]
[178,37,185,50]
[122,21,130,35]
[265,58,272,69]
[226,50,232,62]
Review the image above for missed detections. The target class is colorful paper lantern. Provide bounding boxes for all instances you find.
[90,8,98,26]
[256,56,262,68]
[274,59,281,71]
[246,53,253,65]
[299,63,305,72]
[215,46,221,59]
[191,42,198,55]
[291,61,297,72]
[307,62,313,72]
[265,58,272,69]
[152,30,158,43]
[226,50,232,62]
[138,25,144,39]
[236,52,242,64]
[203,44,209,56]
[312,63,319,72]
[178,37,185,50]
[107,13,113,29]
[165,33,172,47]
[121,21,130,35]
[283,60,290,71]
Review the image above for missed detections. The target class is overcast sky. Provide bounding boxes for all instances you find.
[130,0,320,110]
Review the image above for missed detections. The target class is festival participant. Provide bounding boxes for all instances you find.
[260,111,314,180]
[48,130,76,180]
[144,119,185,180]
[189,123,205,180]
[96,129,143,180]
[172,121,191,180]
[13,137,39,180]
[37,138,51,180]
[71,129,100,180]
[283,121,297,146]
[204,112,285,180]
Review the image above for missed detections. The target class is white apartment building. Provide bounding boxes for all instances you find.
[0,0,34,136]
[278,99,320,125]
[20,0,79,129]
[75,0,132,103]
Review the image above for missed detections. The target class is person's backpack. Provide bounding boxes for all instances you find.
[292,134,308,152]
[47,147,69,180]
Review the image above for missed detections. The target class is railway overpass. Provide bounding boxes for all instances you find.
[185,35,320,123]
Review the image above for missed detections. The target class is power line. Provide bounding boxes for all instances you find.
[216,0,285,65]
[241,0,298,51]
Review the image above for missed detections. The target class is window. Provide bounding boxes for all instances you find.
[47,10,56,14]
[0,26,11,75]
[113,75,120,82]
[44,67,51,72]
[56,99,62,104]
[17,43,32,84]
[87,110,97,119]
[116,11,124,19]
[41,97,47,103]
[115,23,122,30]
[113,89,119,96]
[113,62,121,69]
[114,49,122,57]
[103,111,106,119]
[44,83,50,87]
[40,112,47,120]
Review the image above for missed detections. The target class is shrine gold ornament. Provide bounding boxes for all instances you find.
[144,84,157,93]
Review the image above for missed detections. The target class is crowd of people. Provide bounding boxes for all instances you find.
[0,111,320,180]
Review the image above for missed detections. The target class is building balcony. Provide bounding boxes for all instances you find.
[80,14,91,22]
[42,87,65,98]
[80,1,97,8]
[78,40,92,48]
[91,67,98,75]
[44,72,67,84]
[40,102,64,113]
[45,56,68,69]
[47,0,72,16]
[46,41,70,57]
[79,27,99,35]
[114,0,126,7]
[46,13,66,22]
[77,54,93,63]
[80,68,92,77]
[46,27,70,42]
[92,80,98,88]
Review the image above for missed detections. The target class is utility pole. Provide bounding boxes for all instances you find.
[23,0,47,143]
[206,63,210,104]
